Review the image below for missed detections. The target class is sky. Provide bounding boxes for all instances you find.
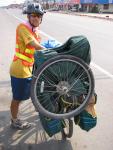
[0,0,25,6]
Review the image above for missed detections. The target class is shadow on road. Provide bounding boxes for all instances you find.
[0,139,73,150]
[0,108,73,150]
[0,82,73,150]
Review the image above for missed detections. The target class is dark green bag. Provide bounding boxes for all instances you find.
[39,114,65,137]
[74,93,97,131]
[74,110,97,131]
[34,35,91,69]
[55,35,91,64]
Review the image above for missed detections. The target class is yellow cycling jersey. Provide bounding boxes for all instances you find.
[10,23,40,78]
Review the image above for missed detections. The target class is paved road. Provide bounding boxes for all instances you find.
[0,8,113,150]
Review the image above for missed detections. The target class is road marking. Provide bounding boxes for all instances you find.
[6,10,113,79]
[91,62,113,79]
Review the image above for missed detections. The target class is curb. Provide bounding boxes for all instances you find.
[77,13,113,21]
[49,11,113,21]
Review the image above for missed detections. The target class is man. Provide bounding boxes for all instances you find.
[9,2,46,129]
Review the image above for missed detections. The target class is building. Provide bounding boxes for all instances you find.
[98,0,113,13]
[80,0,113,13]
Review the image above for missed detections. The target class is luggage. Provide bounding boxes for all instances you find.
[34,35,91,69]
[74,93,97,131]
[55,35,91,64]
[74,110,97,131]
[39,114,65,137]
[41,39,61,48]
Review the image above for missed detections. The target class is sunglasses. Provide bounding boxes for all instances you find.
[30,13,42,18]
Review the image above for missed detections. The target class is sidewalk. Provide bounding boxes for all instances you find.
[55,10,113,21]
[75,12,113,21]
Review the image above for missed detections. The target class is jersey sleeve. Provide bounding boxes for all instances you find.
[17,24,35,45]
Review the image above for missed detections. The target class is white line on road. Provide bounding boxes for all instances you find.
[6,10,113,79]
[91,62,113,79]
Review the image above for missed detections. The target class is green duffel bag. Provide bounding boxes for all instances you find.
[34,49,58,69]
[34,35,91,70]
[39,114,65,137]
[74,110,97,132]
[55,35,91,64]
[74,93,97,131]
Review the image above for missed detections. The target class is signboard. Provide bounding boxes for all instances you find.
[80,0,113,3]
[80,0,93,3]
[98,0,109,4]
[69,0,80,3]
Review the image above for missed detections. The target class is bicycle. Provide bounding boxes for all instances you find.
[31,36,95,139]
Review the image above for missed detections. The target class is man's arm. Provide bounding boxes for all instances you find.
[18,25,46,50]
[29,38,45,50]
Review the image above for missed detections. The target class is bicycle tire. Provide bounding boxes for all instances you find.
[31,55,95,119]
[61,119,73,139]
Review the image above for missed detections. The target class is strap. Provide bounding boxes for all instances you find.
[16,44,34,54]
[25,48,34,54]
[15,52,34,63]
[16,44,19,48]
[20,23,41,42]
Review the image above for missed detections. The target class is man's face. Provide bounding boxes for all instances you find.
[28,13,42,27]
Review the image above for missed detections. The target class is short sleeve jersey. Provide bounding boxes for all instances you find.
[10,23,40,78]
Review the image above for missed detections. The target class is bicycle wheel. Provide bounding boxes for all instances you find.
[61,119,73,139]
[31,55,95,119]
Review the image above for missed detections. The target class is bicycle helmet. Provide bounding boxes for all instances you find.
[23,2,45,15]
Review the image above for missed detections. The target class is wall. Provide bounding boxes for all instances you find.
[98,4,113,13]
